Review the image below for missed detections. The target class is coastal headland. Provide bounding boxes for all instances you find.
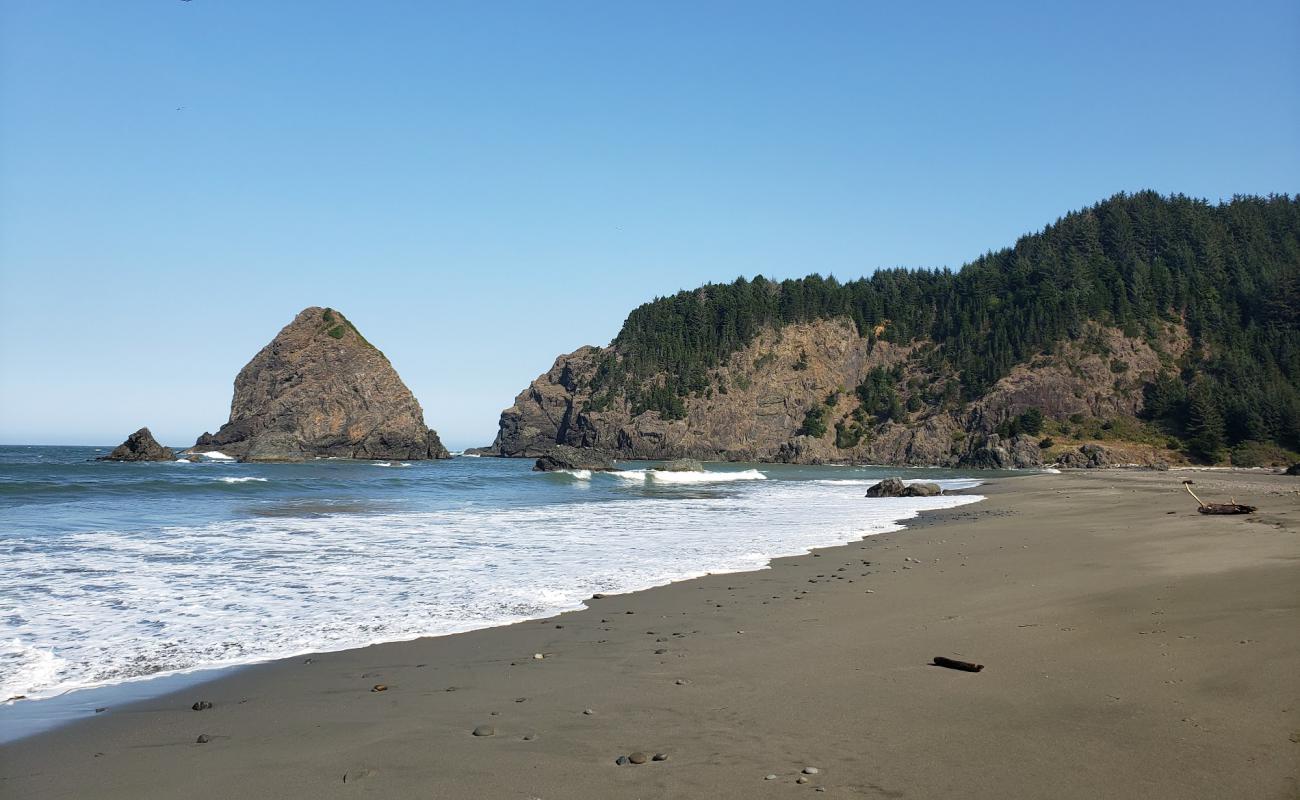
[1,470,1296,799]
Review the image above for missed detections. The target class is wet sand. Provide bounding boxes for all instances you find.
[2,471,1297,799]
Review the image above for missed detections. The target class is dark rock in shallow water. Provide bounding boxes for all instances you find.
[193,307,450,462]
[1286,463,1300,476]
[657,458,703,472]
[98,428,174,462]
[865,478,943,498]
[533,445,616,472]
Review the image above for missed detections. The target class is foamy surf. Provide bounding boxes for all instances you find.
[1,451,988,707]
[612,468,767,484]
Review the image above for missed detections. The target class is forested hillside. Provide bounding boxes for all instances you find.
[584,192,1300,462]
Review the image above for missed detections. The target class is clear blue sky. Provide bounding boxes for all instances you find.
[2,1,1297,448]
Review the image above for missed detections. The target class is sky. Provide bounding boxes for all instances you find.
[1,1,1297,449]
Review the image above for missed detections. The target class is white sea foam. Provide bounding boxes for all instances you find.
[561,469,592,480]
[0,640,68,702]
[198,452,234,461]
[1,476,981,702]
[217,477,268,484]
[612,468,767,484]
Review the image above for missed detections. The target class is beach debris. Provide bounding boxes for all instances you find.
[191,700,213,711]
[371,684,388,692]
[653,752,669,761]
[342,768,376,783]
[195,734,211,744]
[803,767,820,774]
[472,725,496,737]
[628,752,649,764]
[933,656,984,672]
[1181,480,1256,515]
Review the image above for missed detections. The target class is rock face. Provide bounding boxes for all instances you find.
[1056,444,1114,469]
[194,307,450,462]
[486,318,1189,467]
[98,428,175,461]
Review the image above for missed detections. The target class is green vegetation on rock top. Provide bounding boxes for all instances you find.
[586,191,1300,458]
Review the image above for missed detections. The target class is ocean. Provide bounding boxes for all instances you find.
[0,445,992,735]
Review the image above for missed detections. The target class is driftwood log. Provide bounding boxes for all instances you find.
[1182,480,1256,515]
[933,656,984,672]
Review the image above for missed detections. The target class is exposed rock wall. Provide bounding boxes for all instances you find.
[194,307,450,462]
[489,318,1186,467]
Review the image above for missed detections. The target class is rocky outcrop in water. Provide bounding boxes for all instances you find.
[193,307,450,462]
[865,478,943,497]
[98,428,175,461]
[533,445,616,472]
[486,318,1187,467]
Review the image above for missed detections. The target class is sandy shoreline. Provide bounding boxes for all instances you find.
[2,471,1297,798]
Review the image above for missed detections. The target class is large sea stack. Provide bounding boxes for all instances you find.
[193,307,450,462]
[98,427,175,461]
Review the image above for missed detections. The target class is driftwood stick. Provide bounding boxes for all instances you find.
[1182,480,1205,507]
[933,656,984,672]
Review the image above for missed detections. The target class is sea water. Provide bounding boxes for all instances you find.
[0,446,992,724]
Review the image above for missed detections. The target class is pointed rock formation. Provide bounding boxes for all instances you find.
[194,307,450,462]
[99,428,175,461]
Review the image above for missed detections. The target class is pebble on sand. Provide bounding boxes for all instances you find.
[765,774,778,780]
[615,756,630,766]
[472,725,496,737]
[803,766,820,774]
[628,752,648,764]
[583,708,595,715]
[652,753,669,761]
[797,776,809,784]
[196,734,211,744]
[191,700,213,711]
[533,653,545,660]
[371,684,388,692]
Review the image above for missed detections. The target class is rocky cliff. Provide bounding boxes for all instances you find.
[488,318,1188,468]
[98,427,175,462]
[194,307,450,462]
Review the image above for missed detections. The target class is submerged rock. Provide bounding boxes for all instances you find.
[97,428,174,462]
[193,307,450,462]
